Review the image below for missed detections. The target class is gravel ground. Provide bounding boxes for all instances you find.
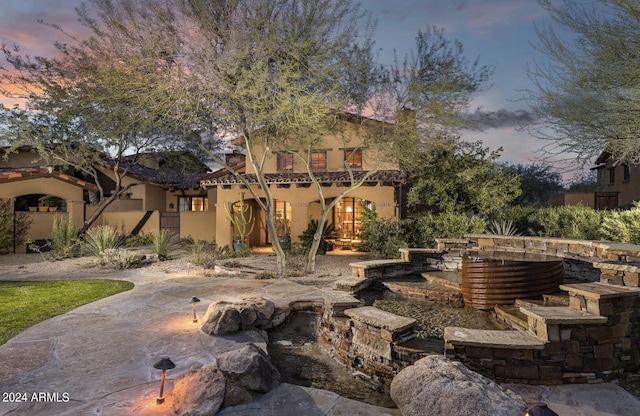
[0,247,367,286]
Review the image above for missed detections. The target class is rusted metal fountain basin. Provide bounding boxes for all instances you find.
[461,250,564,309]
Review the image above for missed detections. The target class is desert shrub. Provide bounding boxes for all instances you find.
[96,248,145,269]
[151,230,180,261]
[48,215,80,259]
[125,231,154,247]
[190,240,207,264]
[285,252,307,275]
[358,205,407,258]
[525,205,603,240]
[411,212,487,248]
[599,202,640,244]
[192,243,252,270]
[83,225,127,257]
[0,199,32,254]
[254,271,278,280]
[491,206,538,236]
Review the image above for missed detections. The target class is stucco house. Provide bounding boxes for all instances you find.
[549,151,637,210]
[1,110,409,253]
[590,151,639,209]
[200,112,409,249]
[0,146,215,252]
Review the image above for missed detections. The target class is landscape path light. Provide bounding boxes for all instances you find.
[152,357,175,404]
[189,296,201,323]
[525,402,559,416]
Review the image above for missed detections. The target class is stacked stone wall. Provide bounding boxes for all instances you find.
[445,294,640,384]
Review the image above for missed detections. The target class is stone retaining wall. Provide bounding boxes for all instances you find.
[317,302,425,386]
[437,235,640,286]
[347,236,640,385]
[445,285,640,384]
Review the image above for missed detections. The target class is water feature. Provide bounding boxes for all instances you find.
[356,281,506,340]
[462,250,564,309]
[267,312,396,408]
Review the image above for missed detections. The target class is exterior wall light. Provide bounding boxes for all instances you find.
[525,402,559,416]
[189,296,201,323]
[152,357,175,404]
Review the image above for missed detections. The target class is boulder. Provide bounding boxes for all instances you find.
[171,364,226,416]
[390,355,526,416]
[201,299,276,335]
[216,343,280,406]
[201,305,242,335]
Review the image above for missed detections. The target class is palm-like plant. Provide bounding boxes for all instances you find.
[299,220,338,254]
[83,225,127,257]
[152,230,179,261]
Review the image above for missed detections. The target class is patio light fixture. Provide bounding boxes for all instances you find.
[525,402,559,416]
[152,356,175,404]
[189,296,201,323]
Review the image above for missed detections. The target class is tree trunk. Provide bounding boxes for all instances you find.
[304,216,328,274]
[76,190,125,236]
[264,213,286,275]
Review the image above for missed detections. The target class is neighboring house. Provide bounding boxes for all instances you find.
[549,151,635,210]
[590,151,639,209]
[0,147,214,252]
[200,113,409,249]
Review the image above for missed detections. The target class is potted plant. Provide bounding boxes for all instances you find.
[44,199,58,211]
[298,219,337,255]
[275,217,291,249]
[225,193,255,251]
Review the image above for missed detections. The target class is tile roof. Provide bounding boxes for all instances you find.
[118,152,212,189]
[0,167,100,191]
[201,169,409,187]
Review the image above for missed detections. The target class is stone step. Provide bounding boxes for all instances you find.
[543,291,570,305]
[420,270,461,290]
[520,305,608,325]
[515,296,568,308]
[444,327,545,349]
[559,282,640,300]
[493,305,528,331]
[382,280,463,305]
[334,277,372,294]
[519,305,608,342]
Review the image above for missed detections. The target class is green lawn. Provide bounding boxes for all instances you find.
[0,279,134,346]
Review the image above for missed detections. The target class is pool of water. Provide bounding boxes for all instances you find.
[356,283,506,339]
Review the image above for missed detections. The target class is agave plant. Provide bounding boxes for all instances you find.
[486,219,521,236]
[152,230,180,261]
[83,225,127,257]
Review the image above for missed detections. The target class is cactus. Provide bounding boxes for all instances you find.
[225,192,255,241]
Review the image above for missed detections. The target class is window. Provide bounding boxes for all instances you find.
[334,197,370,239]
[178,196,208,211]
[274,200,291,238]
[277,153,293,172]
[608,167,615,184]
[311,151,327,170]
[344,148,362,169]
[624,164,631,182]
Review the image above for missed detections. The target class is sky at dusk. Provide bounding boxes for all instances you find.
[0,0,581,171]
